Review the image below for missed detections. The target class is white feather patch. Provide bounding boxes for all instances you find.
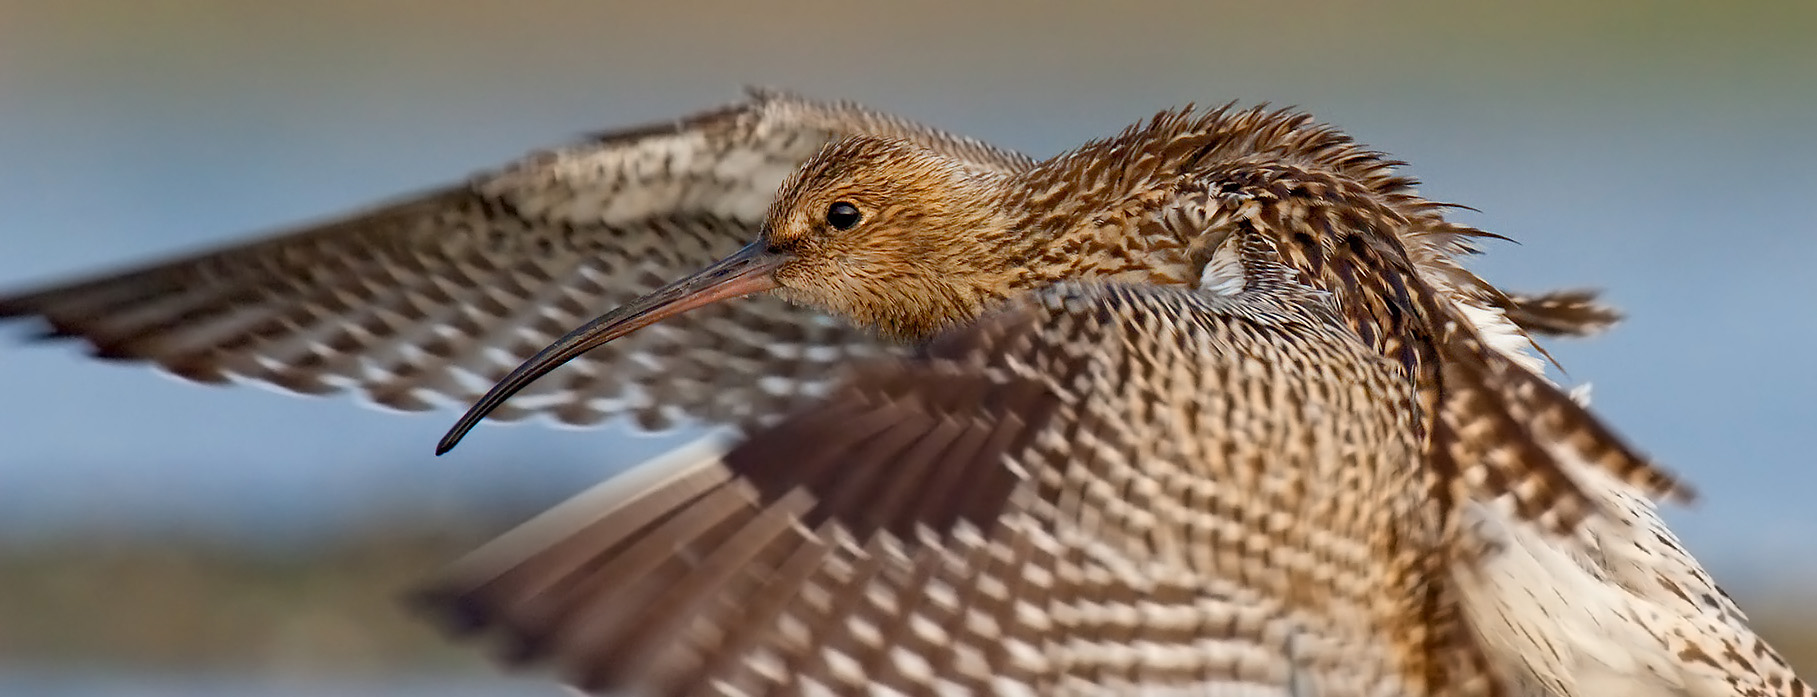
[1198,241,1248,296]
[1454,299,1546,375]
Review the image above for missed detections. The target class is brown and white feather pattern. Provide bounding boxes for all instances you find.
[417,272,1507,697]
[1112,110,1803,696]
[992,105,1686,536]
[0,89,1030,432]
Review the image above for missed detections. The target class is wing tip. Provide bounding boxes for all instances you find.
[404,582,490,637]
[1501,288,1625,338]
[1,312,240,384]
[404,581,563,673]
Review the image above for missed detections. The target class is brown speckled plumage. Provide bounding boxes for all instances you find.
[3,90,1803,696]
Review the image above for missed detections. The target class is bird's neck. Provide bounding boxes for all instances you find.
[984,182,1200,295]
[847,160,1196,344]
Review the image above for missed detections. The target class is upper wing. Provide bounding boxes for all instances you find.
[0,88,1034,432]
[413,278,1503,697]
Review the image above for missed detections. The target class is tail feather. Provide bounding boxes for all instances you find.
[1415,280,1691,540]
[1494,289,1623,338]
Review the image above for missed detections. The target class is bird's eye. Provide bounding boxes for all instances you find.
[825,202,862,230]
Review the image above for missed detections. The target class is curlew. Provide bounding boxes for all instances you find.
[1,89,1804,695]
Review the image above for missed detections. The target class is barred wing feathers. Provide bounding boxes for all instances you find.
[0,89,1032,432]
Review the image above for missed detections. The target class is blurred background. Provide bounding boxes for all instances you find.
[1,1,1813,694]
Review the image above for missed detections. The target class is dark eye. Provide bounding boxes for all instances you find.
[825,201,862,230]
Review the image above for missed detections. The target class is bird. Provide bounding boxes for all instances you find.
[1,89,1804,695]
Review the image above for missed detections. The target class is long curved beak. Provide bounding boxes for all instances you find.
[436,243,787,455]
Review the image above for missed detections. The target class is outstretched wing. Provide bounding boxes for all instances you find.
[0,88,1034,432]
[413,280,1503,696]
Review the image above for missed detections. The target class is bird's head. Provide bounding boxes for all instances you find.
[761,136,1019,340]
[436,136,1021,454]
